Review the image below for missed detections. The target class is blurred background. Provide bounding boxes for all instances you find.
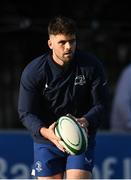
[0,0,131,179]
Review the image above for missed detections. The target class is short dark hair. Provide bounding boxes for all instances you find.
[48,15,77,36]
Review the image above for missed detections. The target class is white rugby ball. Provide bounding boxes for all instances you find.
[55,115,88,155]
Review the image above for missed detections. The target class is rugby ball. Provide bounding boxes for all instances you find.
[55,115,88,155]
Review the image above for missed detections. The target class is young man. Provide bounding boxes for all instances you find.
[18,15,109,179]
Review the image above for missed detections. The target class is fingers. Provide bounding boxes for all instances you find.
[49,122,61,141]
[76,117,89,128]
[49,122,65,152]
[54,138,66,152]
[80,121,88,128]
[55,140,66,152]
[66,114,89,128]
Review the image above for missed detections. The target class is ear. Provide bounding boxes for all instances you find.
[48,39,53,49]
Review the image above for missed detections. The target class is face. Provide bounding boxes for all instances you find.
[48,34,76,66]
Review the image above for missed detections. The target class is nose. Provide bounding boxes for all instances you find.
[65,42,71,49]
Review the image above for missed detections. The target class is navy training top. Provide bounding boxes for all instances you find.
[18,50,109,143]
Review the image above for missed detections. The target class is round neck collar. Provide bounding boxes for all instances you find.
[48,53,75,74]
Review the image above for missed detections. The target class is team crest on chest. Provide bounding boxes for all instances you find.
[74,75,86,85]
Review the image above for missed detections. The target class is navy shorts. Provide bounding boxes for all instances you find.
[31,137,96,177]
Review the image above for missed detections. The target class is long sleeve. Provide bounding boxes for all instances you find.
[83,61,109,130]
[18,62,46,138]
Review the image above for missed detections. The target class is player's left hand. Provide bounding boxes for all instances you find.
[76,117,89,128]
[66,114,89,129]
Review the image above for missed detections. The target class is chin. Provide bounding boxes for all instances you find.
[64,58,72,63]
[65,55,73,60]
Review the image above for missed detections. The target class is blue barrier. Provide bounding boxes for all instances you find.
[93,132,131,179]
[0,131,33,179]
[0,131,131,179]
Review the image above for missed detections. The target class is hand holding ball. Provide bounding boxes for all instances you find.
[55,115,88,155]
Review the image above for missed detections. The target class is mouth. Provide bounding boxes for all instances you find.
[64,52,72,56]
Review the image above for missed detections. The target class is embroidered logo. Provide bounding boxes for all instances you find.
[35,161,43,172]
[74,75,86,85]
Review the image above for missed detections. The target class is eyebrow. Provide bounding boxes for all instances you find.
[58,39,76,43]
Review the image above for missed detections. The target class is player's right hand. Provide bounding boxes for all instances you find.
[40,122,66,152]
